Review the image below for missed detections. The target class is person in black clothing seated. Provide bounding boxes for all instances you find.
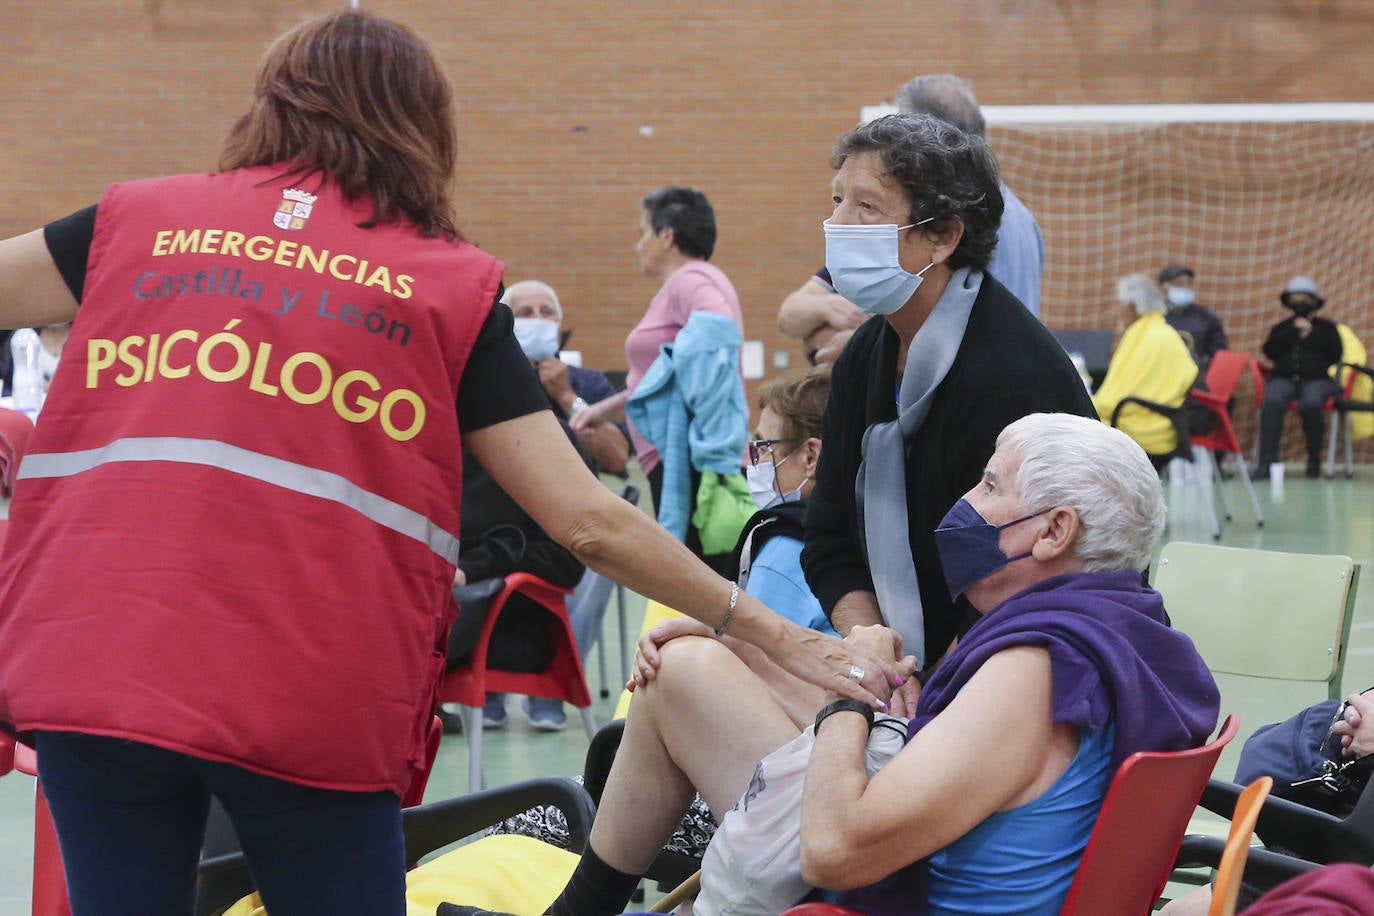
[1159,264,1229,369]
[444,416,593,732]
[801,113,1095,709]
[1254,276,1344,480]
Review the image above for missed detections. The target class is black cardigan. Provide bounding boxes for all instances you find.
[801,274,1096,661]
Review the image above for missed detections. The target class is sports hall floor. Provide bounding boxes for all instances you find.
[4,464,1374,910]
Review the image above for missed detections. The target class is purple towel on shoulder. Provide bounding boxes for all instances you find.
[837,569,1221,915]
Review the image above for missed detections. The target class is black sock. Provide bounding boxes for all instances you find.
[547,846,642,916]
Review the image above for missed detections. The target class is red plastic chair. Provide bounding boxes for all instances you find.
[437,571,597,792]
[0,734,68,916]
[1058,714,1239,914]
[783,715,1240,916]
[1190,350,1264,528]
[1250,361,1341,473]
[0,406,35,498]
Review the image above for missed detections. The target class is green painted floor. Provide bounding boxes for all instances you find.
[4,465,1374,910]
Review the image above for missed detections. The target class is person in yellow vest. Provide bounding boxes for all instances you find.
[1091,272,1199,465]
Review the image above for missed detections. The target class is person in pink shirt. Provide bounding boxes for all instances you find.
[572,186,747,571]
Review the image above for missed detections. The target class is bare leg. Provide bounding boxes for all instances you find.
[589,635,802,874]
[724,637,827,729]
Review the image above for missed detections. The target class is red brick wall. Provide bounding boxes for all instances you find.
[5,0,1373,456]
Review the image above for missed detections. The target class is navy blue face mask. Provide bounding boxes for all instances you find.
[933,498,1050,601]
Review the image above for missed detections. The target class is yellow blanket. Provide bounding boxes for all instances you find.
[225,834,580,916]
[1092,312,1198,456]
[1334,324,1372,441]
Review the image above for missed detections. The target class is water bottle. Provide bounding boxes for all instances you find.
[1068,351,1093,394]
[11,327,46,419]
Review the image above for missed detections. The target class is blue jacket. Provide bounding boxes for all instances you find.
[627,311,748,542]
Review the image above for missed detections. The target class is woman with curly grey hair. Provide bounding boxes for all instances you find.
[801,113,1095,688]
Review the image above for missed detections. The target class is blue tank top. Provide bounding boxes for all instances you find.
[925,722,1115,915]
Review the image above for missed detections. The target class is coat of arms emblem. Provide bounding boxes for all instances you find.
[273,188,317,231]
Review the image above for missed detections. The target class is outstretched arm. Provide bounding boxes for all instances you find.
[465,411,907,707]
[0,229,80,328]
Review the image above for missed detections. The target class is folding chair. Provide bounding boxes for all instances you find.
[193,775,596,916]
[1153,542,1359,786]
[781,715,1240,916]
[1111,393,1222,539]
[0,736,67,916]
[1189,350,1263,528]
[0,405,35,498]
[1208,776,1273,916]
[1325,361,1374,478]
[1176,770,1374,897]
[438,571,597,792]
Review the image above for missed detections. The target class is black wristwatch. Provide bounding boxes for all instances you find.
[814,698,875,735]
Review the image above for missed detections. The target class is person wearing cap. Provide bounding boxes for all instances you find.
[1255,276,1343,479]
[1159,265,1229,368]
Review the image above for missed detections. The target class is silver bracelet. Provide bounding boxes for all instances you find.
[715,581,740,638]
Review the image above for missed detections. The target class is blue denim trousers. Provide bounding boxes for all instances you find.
[35,730,405,916]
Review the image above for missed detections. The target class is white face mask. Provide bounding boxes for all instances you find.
[512,317,561,362]
[823,218,936,316]
[1165,286,1195,308]
[746,451,804,510]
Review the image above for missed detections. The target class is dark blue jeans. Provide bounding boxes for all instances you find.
[35,731,405,916]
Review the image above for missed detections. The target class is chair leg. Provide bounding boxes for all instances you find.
[465,705,484,793]
[1326,412,1339,478]
[579,706,598,742]
[1235,458,1264,527]
[616,582,630,684]
[1343,413,1355,478]
[1209,451,1234,522]
[595,623,609,699]
[1189,447,1222,540]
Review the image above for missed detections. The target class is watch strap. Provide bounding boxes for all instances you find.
[814,698,875,735]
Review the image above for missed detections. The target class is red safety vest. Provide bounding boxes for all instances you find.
[0,167,503,795]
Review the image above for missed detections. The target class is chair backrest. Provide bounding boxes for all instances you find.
[1249,358,1267,410]
[0,406,35,498]
[1060,714,1240,916]
[1153,542,1358,780]
[1209,776,1273,916]
[1204,350,1253,403]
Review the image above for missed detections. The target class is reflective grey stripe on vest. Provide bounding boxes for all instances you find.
[18,436,461,564]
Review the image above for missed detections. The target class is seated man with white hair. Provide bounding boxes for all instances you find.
[444,413,1219,916]
[504,279,630,477]
[1091,272,1199,465]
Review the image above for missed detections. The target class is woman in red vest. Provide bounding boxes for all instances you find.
[0,11,901,916]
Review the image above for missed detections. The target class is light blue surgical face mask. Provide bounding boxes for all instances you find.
[1165,286,1195,309]
[823,218,936,316]
[512,317,561,362]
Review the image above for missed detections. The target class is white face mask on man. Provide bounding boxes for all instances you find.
[1165,286,1195,308]
[512,317,561,362]
[822,218,936,316]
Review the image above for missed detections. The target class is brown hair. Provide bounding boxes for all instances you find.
[756,365,832,442]
[219,10,460,239]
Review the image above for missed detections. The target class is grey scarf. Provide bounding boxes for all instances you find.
[855,267,981,665]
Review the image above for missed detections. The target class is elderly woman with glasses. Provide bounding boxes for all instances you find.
[444,413,1219,916]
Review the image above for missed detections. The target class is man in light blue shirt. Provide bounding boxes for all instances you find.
[895,73,1045,317]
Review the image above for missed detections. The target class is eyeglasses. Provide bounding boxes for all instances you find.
[748,438,799,467]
